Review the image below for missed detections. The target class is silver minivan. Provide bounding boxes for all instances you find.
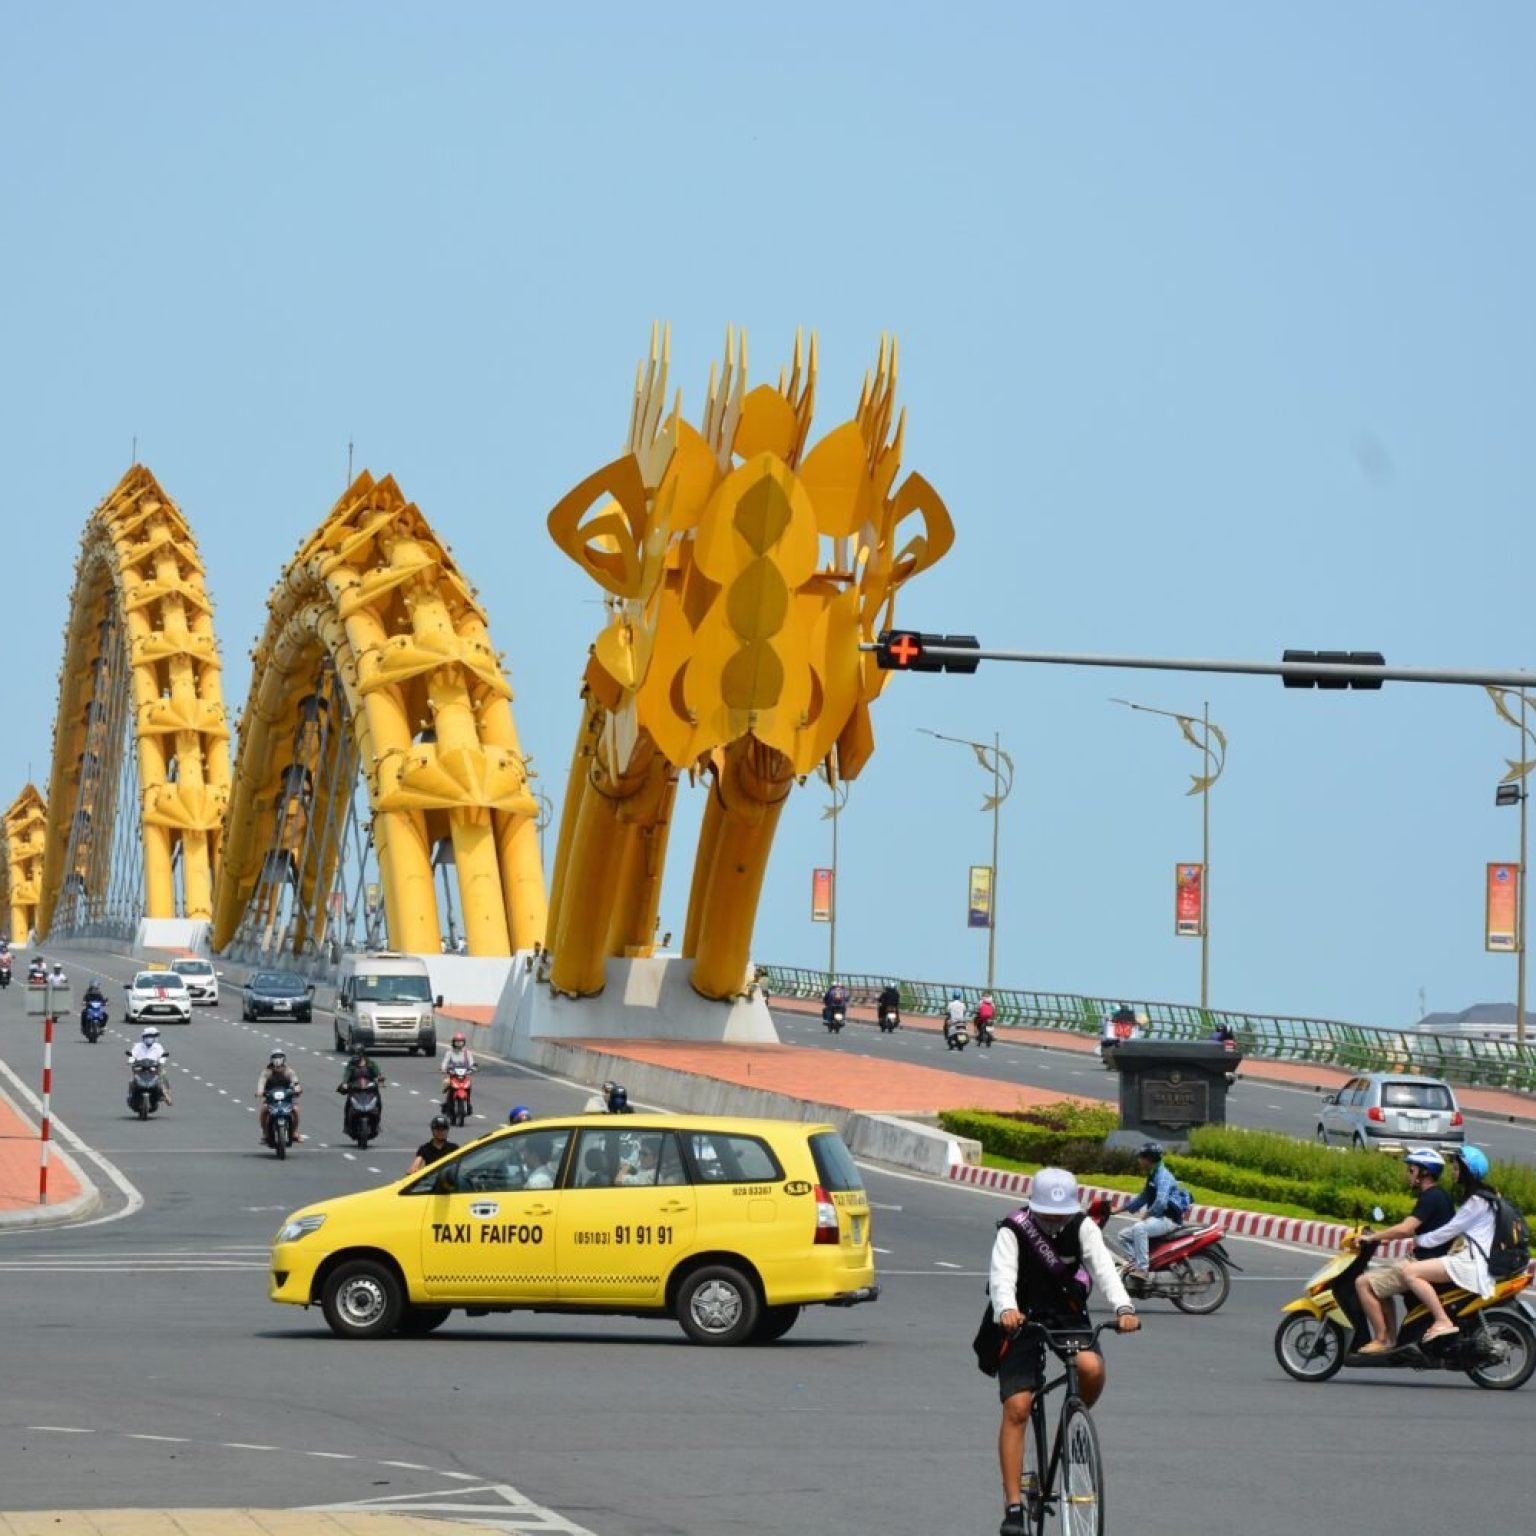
[333,952,441,1056]
[1316,1073,1465,1153]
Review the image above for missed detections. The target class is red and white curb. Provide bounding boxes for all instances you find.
[947,1162,1413,1255]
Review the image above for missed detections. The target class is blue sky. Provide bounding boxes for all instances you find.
[4,3,1534,1026]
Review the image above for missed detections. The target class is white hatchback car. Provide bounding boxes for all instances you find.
[170,957,221,1005]
[125,970,192,1025]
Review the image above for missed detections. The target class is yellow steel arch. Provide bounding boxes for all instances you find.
[546,327,953,999]
[211,471,546,957]
[37,467,231,934]
[2,784,47,944]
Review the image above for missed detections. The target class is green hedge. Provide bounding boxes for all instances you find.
[939,1105,1535,1224]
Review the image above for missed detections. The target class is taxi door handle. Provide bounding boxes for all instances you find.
[659,1200,690,1213]
[524,1203,554,1217]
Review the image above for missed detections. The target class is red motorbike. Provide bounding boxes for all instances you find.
[443,1064,475,1127]
[1088,1197,1239,1314]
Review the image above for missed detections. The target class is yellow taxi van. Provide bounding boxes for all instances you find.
[269,1113,878,1345]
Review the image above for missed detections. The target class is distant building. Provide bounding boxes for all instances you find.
[1415,1002,1535,1041]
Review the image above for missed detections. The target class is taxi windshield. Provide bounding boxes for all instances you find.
[135,972,185,989]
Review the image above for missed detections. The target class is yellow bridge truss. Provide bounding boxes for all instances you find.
[19,329,950,1000]
[2,784,47,944]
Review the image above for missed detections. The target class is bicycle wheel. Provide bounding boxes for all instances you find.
[1059,1401,1104,1536]
[1025,1397,1049,1535]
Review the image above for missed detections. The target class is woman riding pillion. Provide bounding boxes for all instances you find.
[989,1168,1140,1536]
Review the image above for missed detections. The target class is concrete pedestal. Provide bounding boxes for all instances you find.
[1101,1039,1244,1151]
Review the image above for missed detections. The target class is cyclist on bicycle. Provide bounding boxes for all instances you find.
[989,1167,1140,1536]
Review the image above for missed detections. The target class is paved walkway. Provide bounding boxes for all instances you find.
[0,1086,81,1214]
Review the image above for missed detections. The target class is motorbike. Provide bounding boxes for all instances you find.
[443,1064,474,1127]
[879,1007,900,1033]
[264,1085,299,1159]
[126,1056,163,1120]
[944,1017,969,1051]
[1088,1197,1238,1313]
[81,996,108,1042]
[341,1075,382,1148]
[974,1016,995,1048]
[1273,1220,1536,1390]
[0,956,11,989]
[823,1004,846,1034]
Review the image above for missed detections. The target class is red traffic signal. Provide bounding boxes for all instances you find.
[876,631,981,674]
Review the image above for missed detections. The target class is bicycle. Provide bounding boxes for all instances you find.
[1010,1319,1121,1536]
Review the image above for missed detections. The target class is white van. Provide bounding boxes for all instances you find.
[333,952,441,1056]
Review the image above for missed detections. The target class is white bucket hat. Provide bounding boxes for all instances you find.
[1027,1167,1080,1216]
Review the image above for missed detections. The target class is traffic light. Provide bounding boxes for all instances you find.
[1281,649,1386,689]
[875,631,982,674]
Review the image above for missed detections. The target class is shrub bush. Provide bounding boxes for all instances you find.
[1187,1125,1407,1193]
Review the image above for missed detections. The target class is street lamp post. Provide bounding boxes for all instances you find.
[919,728,1015,992]
[1488,687,1533,1047]
[819,770,850,982]
[1111,698,1227,1010]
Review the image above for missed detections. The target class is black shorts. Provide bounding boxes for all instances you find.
[997,1319,1098,1402]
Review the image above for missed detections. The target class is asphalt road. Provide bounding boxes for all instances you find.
[773,1007,1536,1169]
[1,946,1533,1536]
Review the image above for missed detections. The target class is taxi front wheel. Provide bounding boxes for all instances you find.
[321,1259,404,1339]
[676,1264,761,1346]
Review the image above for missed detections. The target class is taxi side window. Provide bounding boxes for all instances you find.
[685,1132,783,1184]
[411,1139,526,1195]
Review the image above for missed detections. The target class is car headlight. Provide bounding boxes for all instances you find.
[276,1214,327,1244]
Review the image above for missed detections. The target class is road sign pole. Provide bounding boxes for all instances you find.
[39,1006,54,1205]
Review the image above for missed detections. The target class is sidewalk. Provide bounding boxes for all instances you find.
[773,996,1536,1125]
[0,1082,89,1224]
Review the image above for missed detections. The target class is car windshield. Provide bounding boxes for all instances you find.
[354,975,432,1003]
[174,961,212,975]
[1382,1082,1455,1111]
[135,973,185,989]
[252,974,306,994]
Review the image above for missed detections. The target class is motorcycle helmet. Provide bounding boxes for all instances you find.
[1403,1147,1445,1176]
[605,1083,629,1113]
[1454,1145,1491,1182]
[507,1105,533,1124]
[1136,1141,1164,1163]
[430,1114,450,1132]
[268,1050,286,1066]
[141,1026,160,1041]
[451,1032,466,1047]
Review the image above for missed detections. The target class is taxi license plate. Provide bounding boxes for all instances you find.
[851,1217,865,1244]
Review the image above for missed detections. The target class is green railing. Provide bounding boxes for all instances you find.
[758,965,1536,1096]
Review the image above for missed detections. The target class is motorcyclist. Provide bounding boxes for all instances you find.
[255,1050,302,1143]
[822,980,849,1026]
[1397,1145,1504,1344]
[1354,1146,1455,1353]
[48,961,66,988]
[439,1031,477,1101]
[507,1105,534,1125]
[80,980,108,1036]
[127,1026,173,1106]
[945,991,967,1043]
[28,955,47,982]
[337,1047,384,1094]
[876,982,901,1025]
[1116,1142,1180,1281]
[974,992,997,1046]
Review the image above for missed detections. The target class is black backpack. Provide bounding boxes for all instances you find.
[1471,1189,1532,1280]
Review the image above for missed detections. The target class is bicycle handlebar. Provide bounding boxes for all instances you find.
[1011,1319,1126,1353]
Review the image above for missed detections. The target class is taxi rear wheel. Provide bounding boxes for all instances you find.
[676,1264,761,1346]
[321,1259,404,1339]
[750,1304,801,1344]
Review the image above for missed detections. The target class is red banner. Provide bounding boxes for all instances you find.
[1175,863,1204,938]
[811,867,833,923]
[1486,862,1519,952]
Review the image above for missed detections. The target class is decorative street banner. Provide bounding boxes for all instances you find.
[1486,862,1519,952]
[968,865,993,929]
[811,867,833,923]
[1175,863,1205,937]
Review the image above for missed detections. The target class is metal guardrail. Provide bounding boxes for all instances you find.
[758,965,1536,1095]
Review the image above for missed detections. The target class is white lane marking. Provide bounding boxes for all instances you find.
[869,1202,903,1211]
[306,1451,355,1459]
[28,1425,94,1434]
[308,1482,598,1535]
[873,1246,893,1255]
[881,1269,988,1277]
[0,1057,144,1230]
[223,1442,279,1451]
[379,1460,435,1470]
[367,1167,382,1175]
[127,1433,189,1443]
[933,1260,963,1269]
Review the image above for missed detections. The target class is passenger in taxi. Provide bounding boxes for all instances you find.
[616,1139,661,1186]
[520,1136,560,1189]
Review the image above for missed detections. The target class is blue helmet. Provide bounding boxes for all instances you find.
[1455,1145,1491,1182]
[507,1105,533,1124]
[1403,1147,1445,1176]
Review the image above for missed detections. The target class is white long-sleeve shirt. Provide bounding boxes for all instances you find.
[1416,1194,1496,1259]
[990,1213,1134,1319]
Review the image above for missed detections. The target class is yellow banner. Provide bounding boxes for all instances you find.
[968,866,993,930]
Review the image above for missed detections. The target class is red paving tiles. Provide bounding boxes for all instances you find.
[0,1093,81,1211]
[581,1039,1097,1116]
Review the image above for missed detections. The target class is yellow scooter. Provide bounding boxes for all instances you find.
[1274,1220,1536,1390]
